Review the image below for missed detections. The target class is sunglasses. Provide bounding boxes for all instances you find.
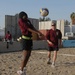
[52,25,56,26]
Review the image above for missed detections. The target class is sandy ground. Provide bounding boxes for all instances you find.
[0,48,75,75]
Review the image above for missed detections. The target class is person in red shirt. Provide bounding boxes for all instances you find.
[5,31,12,48]
[46,22,62,67]
[17,11,42,75]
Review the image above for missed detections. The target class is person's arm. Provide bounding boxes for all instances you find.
[47,40,54,46]
[27,20,42,36]
[58,30,62,47]
[46,30,54,46]
[10,34,12,40]
[28,28,39,34]
[28,28,42,37]
[58,39,62,45]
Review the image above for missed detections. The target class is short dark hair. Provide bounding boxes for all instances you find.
[7,31,10,34]
[19,11,28,19]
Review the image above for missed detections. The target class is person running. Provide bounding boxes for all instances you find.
[17,11,42,75]
[46,22,62,67]
[5,31,12,49]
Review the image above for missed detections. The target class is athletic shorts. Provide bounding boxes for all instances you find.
[21,38,33,50]
[48,46,59,51]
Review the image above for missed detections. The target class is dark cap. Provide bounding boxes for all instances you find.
[51,22,56,26]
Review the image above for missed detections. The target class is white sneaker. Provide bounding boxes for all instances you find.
[51,62,55,68]
[17,70,23,75]
[51,64,55,68]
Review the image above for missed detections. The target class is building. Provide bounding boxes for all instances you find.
[5,14,74,40]
[0,28,5,41]
[5,14,39,40]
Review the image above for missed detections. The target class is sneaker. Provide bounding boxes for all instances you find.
[23,71,26,75]
[17,70,23,75]
[47,61,51,64]
[51,62,55,68]
[47,58,51,64]
[51,64,55,68]
[23,67,26,75]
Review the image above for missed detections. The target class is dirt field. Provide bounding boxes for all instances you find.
[0,48,75,75]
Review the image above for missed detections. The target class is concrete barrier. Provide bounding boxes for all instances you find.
[62,40,75,48]
[0,41,22,53]
[33,40,48,49]
[0,40,48,53]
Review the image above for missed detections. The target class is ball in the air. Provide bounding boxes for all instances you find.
[40,8,49,17]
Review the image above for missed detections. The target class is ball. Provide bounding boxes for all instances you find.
[40,8,49,17]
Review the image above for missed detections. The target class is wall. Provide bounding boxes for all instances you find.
[0,40,48,53]
[39,20,56,30]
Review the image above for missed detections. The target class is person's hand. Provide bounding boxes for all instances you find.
[38,33,42,38]
[38,33,45,39]
[49,41,54,47]
[17,37,22,42]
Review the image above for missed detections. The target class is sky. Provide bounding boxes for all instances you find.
[0,0,75,28]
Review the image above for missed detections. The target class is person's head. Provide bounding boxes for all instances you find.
[19,11,28,21]
[7,31,10,34]
[51,22,56,30]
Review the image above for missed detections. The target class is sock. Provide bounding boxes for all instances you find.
[52,62,55,65]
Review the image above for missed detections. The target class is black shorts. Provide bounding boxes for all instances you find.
[21,38,33,50]
[48,46,59,51]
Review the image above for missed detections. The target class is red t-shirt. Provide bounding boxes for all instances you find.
[18,19,34,37]
[5,33,12,40]
[46,29,62,47]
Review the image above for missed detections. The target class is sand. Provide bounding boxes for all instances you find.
[0,48,75,75]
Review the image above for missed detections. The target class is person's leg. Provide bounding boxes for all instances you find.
[20,50,31,71]
[17,50,31,75]
[53,51,57,62]
[51,51,57,67]
[47,51,51,64]
[47,51,51,59]
[7,42,9,49]
[17,39,32,75]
